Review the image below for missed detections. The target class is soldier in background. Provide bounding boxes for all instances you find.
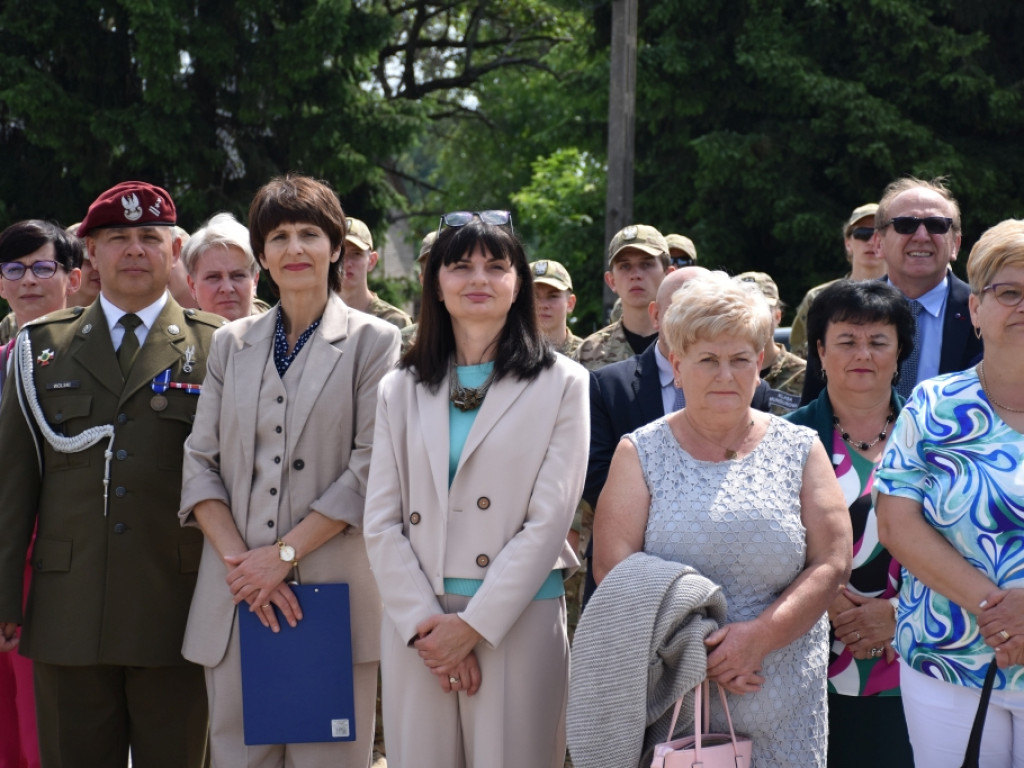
[0,181,221,768]
[530,259,582,356]
[341,217,412,330]
[666,233,697,268]
[573,224,671,371]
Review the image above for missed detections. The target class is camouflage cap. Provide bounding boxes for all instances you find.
[844,203,878,237]
[418,230,437,263]
[607,224,669,267]
[345,217,373,251]
[530,259,573,291]
[734,271,780,306]
[665,233,697,264]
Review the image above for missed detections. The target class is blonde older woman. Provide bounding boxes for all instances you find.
[181,212,260,321]
[595,270,851,768]
[877,219,1024,767]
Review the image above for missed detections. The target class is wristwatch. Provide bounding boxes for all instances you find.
[277,539,298,566]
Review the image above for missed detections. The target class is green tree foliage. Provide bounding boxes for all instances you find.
[0,0,418,229]
[629,0,1024,313]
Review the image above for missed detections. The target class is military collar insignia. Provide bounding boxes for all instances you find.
[82,323,93,334]
[36,348,55,366]
[182,345,196,374]
[167,324,181,335]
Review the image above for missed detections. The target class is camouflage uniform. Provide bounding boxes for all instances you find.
[365,293,412,330]
[0,311,16,345]
[558,329,583,358]
[400,322,417,354]
[790,277,843,358]
[572,320,636,372]
[762,343,806,415]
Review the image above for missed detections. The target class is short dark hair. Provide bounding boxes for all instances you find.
[806,279,916,375]
[0,219,84,271]
[247,174,345,296]
[402,218,554,387]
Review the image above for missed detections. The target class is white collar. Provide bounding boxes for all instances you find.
[98,291,169,332]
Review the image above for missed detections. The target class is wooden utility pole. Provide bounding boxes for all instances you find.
[603,0,637,315]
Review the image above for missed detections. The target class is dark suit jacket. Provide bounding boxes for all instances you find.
[800,272,984,405]
[0,299,223,666]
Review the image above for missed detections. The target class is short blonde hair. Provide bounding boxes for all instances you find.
[966,219,1024,294]
[181,212,258,276]
[661,270,772,356]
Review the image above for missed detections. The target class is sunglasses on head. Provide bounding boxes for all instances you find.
[437,210,514,237]
[0,260,61,280]
[879,216,953,236]
[850,227,875,241]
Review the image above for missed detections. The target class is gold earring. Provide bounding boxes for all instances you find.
[974,326,982,340]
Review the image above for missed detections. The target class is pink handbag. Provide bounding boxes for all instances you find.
[650,680,753,768]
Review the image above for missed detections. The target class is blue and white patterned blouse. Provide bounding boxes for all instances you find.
[876,367,1024,690]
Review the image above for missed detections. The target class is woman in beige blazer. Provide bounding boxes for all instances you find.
[364,212,589,767]
[179,175,399,768]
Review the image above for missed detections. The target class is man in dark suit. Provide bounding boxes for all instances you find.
[801,176,982,404]
[580,267,785,606]
[0,181,223,768]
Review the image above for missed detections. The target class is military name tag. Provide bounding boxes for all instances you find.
[46,380,81,390]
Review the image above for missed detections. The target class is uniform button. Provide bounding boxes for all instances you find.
[115,487,127,498]
[54,412,64,423]
[277,396,284,403]
[116,449,128,460]
[477,497,491,510]
[117,413,128,424]
[409,512,421,525]
[274,456,281,464]
[113,522,127,534]
[270,488,278,496]
[267,520,275,528]
[275,426,282,434]
[476,554,490,568]
[293,459,304,470]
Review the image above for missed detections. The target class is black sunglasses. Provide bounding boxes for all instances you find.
[437,210,514,237]
[0,260,62,280]
[879,216,953,236]
[850,227,875,241]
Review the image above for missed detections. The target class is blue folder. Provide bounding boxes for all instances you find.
[238,582,356,744]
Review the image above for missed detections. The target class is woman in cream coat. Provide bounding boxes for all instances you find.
[179,175,399,768]
[364,212,588,767]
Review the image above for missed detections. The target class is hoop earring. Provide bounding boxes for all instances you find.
[974,326,982,340]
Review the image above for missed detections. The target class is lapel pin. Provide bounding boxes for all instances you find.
[82,323,93,334]
[36,349,55,366]
[168,324,181,335]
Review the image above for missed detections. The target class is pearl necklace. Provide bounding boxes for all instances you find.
[979,362,1024,413]
[832,410,895,451]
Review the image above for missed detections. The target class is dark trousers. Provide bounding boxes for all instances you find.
[827,691,914,768]
[34,661,208,768]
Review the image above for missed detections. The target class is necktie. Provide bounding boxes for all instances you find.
[672,385,686,412]
[117,313,143,378]
[897,300,924,398]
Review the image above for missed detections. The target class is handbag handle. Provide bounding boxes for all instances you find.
[960,660,998,768]
[665,680,745,761]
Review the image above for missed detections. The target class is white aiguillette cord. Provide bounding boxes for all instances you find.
[15,332,117,516]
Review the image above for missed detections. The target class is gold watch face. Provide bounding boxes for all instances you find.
[279,543,296,563]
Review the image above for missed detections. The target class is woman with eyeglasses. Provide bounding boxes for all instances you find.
[0,219,82,768]
[364,210,588,767]
[877,219,1024,766]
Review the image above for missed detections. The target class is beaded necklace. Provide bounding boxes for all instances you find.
[832,409,895,451]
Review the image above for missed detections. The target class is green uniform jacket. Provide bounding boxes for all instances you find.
[0,299,223,667]
[572,319,634,372]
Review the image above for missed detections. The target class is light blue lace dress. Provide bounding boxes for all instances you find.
[633,416,828,768]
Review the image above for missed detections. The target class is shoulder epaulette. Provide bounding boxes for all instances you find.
[23,306,85,327]
[182,308,229,328]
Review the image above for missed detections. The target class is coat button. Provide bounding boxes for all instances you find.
[270,488,278,496]
[117,413,128,424]
[113,522,127,534]
[410,512,421,525]
[293,459,304,470]
[267,520,275,528]
[275,426,282,433]
[274,456,281,464]
[476,497,491,510]
[54,412,64,423]
[476,554,490,568]
[114,487,127,498]
[277,396,284,403]
[116,449,128,460]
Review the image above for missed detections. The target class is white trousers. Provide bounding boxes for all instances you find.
[901,660,1024,768]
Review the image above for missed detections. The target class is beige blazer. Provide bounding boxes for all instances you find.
[179,294,400,666]
[363,354,588,648]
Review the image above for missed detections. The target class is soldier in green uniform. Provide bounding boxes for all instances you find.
[530,258,582,357]
[340,217,412,330]
[735,271,806,414]
[0,181,223,768]
[572,224,671,371]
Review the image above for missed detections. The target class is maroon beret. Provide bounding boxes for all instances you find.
[79,181,177,237]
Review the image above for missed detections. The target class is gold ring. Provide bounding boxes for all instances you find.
[999,630,1011,642]
[449,676,460,685]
